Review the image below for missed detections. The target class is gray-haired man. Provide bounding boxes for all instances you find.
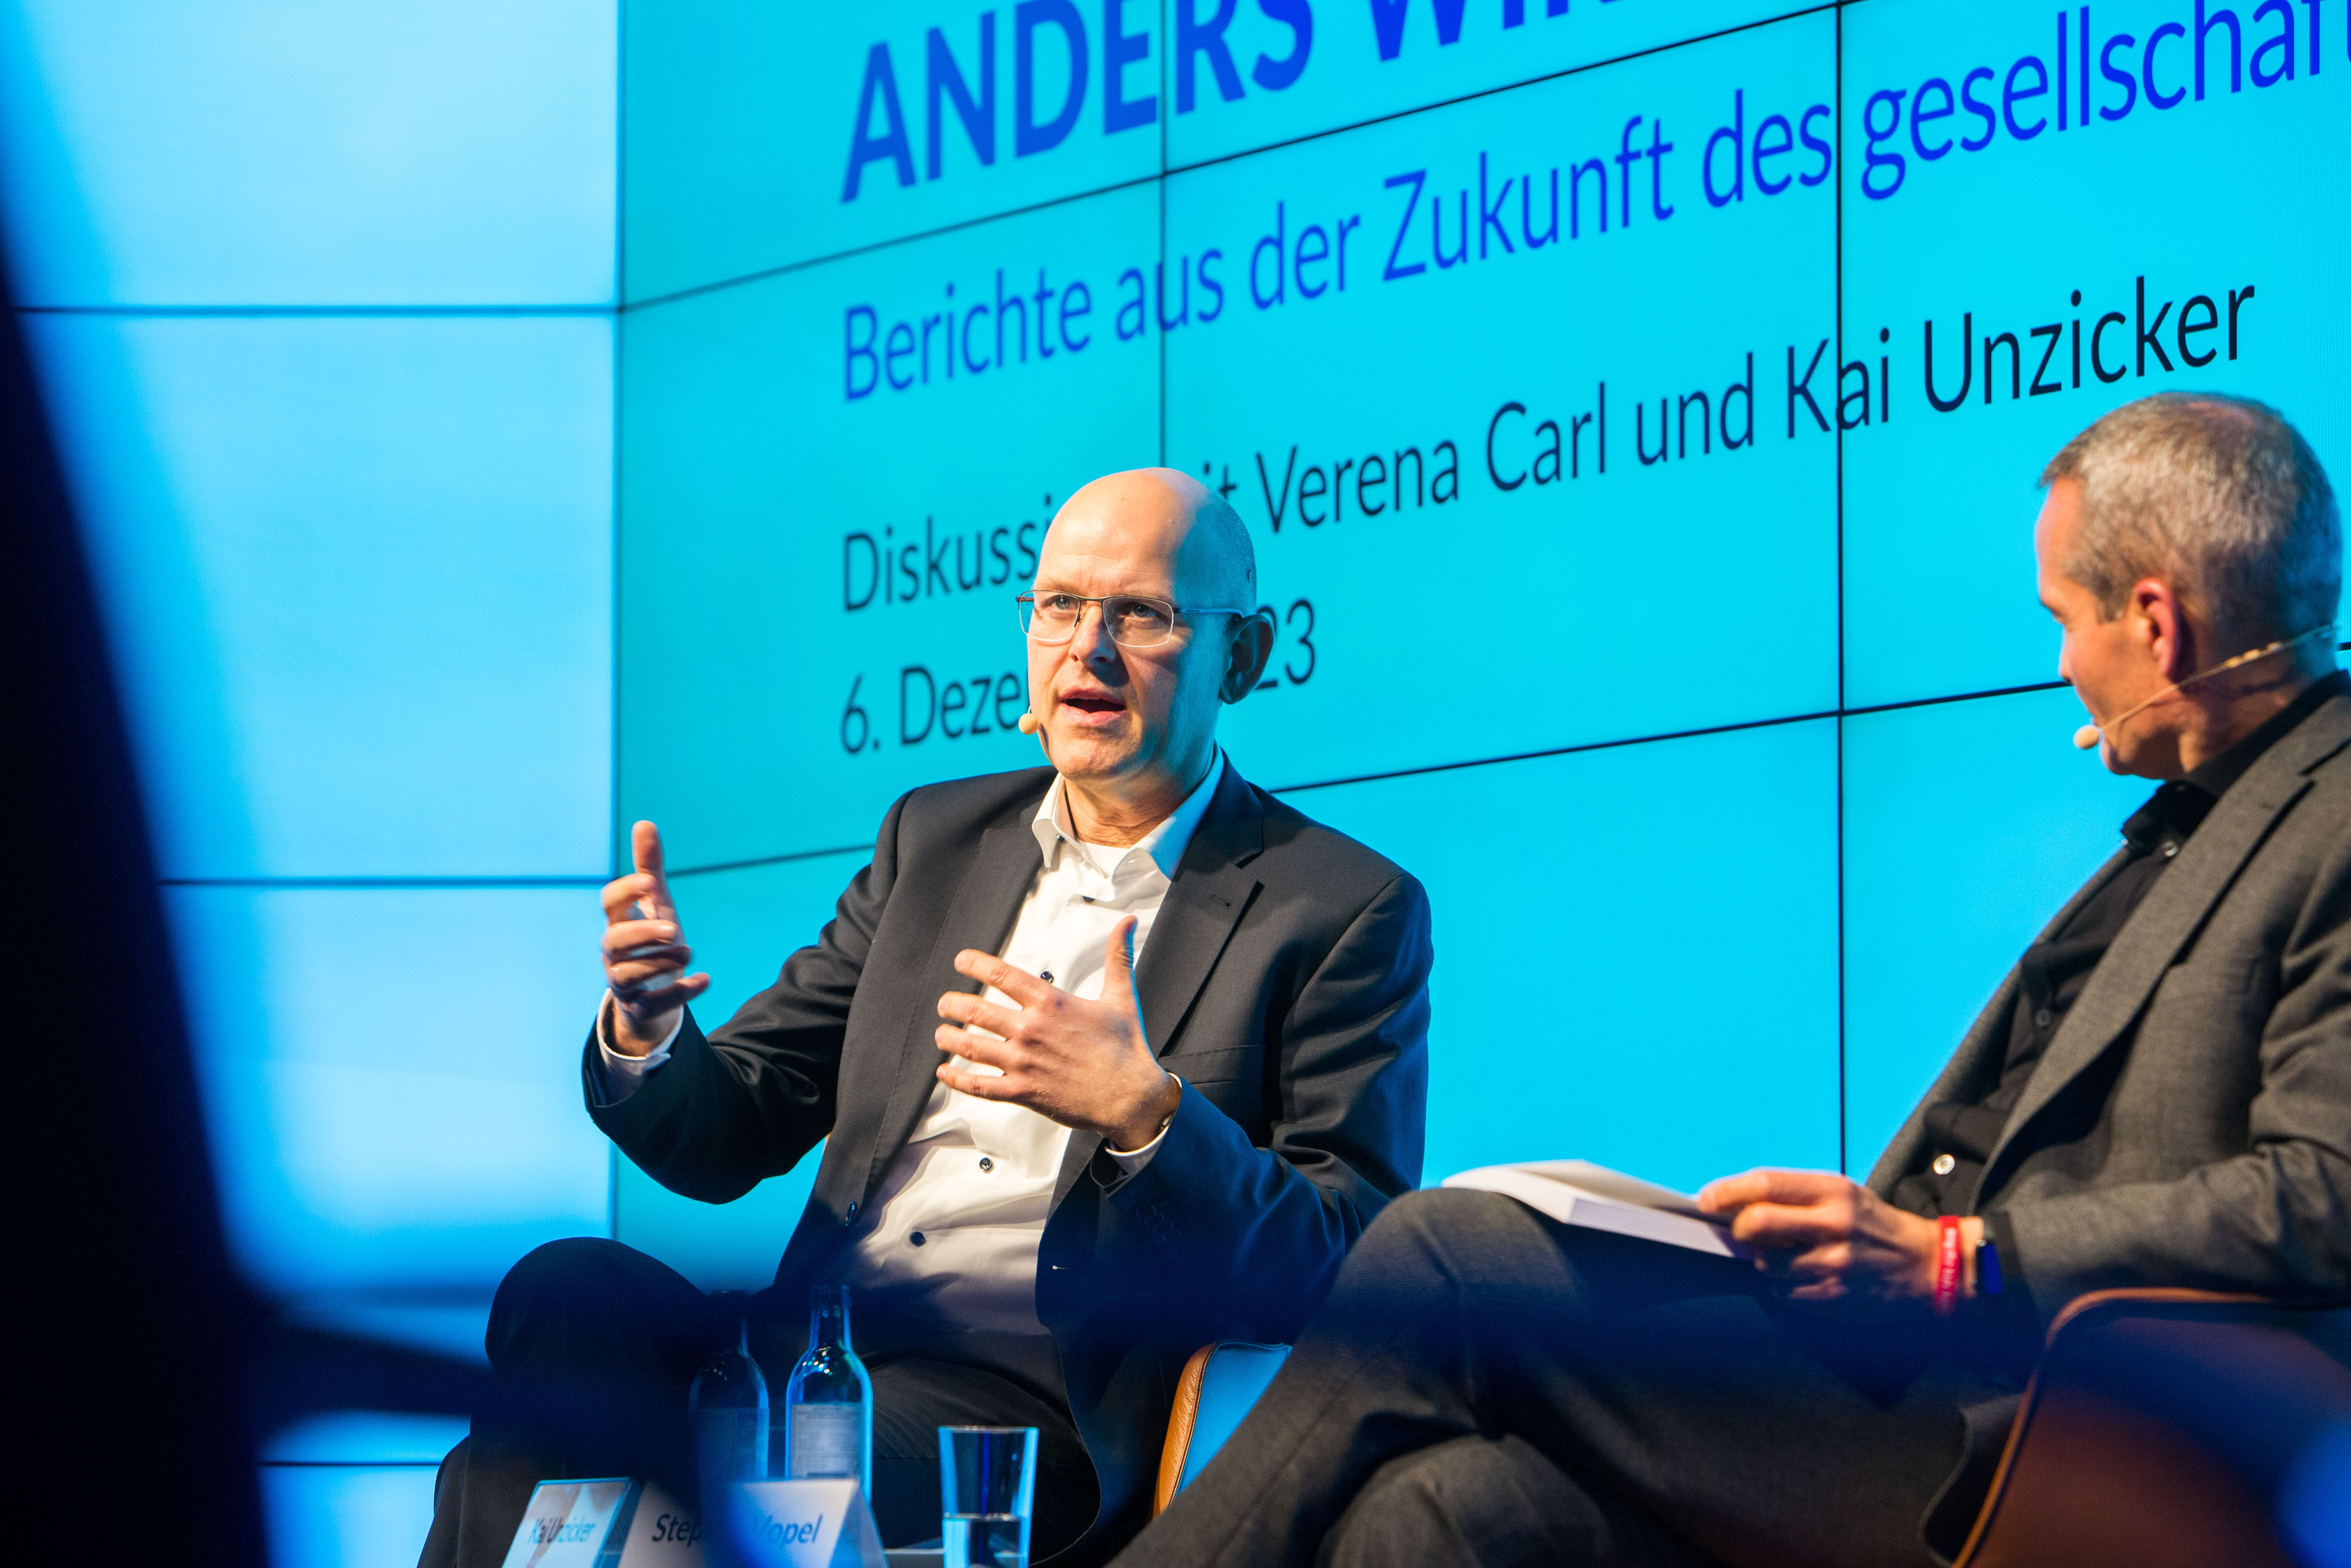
[1113,393,2351,1568]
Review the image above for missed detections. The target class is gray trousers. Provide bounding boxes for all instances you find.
[1116,1190,2020,1568]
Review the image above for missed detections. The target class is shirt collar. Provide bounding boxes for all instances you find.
[1031,751,1227,884]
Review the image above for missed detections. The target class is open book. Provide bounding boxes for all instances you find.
[1441,1160,1745,1258]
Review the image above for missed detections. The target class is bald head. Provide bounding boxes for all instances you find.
[1046,468,1256,609]
[1023,466,1274,839]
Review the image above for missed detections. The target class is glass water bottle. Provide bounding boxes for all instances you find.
[689,1291,770,1490]
[782,1285,874,1496]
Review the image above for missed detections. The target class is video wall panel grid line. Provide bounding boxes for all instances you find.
[1832,0,1848,1177]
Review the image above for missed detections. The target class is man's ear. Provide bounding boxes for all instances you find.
[2128,576,2192,682]
[1220,610,1276,703]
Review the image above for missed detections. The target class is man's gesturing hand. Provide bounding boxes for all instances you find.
[599,820,710,1055]
[935,917,1182,1150]
[1696,1169,1982,1305]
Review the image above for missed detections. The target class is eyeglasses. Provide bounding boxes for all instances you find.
[1016,591,1254,648]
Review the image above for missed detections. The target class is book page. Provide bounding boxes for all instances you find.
[1439,1161,1743,1258]
[1506,1160,1712,1219]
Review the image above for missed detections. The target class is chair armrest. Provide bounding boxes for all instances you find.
[2039,1287,2273,1339]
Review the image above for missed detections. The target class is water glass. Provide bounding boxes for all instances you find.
[938,1425,1038,1568]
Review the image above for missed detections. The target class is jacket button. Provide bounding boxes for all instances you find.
[979,1157,993,1172]
[910,1231,927,1247]
[2034,1008,2053,1028]
[1932,1154,1957,1176]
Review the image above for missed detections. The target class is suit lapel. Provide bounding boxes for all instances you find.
[1975,713,2344,1196]
[1051,764,1266,1206]
[862,815,1041,1201]
[1135,766,1266,1056]
[1867,847,2135,1193]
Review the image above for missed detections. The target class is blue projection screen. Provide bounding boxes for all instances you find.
[11,0,2344,1309]
[618,0,2348,1282]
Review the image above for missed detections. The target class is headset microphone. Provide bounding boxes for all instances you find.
[1018,712,1041,735]
[2071,624,2336,752]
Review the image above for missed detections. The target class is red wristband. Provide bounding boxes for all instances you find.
[1933,1216,1964,1316]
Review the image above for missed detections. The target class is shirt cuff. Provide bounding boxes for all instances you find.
[593,994,684,1103]
[1101,1075,1182,1175]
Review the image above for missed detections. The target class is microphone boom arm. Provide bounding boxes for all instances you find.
[2074,623,2338,751]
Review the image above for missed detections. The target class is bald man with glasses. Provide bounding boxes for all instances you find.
[421,469,1433,1568]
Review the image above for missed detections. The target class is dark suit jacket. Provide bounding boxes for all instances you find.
[585,761,1432,1549]
[1871,690,2351,1554]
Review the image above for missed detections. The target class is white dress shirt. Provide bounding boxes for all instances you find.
[596,755,1226,1337]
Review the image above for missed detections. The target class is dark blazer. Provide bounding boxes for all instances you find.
[585,761,1432,1549]
[1872,689,2351,1552]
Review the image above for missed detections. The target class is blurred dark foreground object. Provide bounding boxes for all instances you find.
[1953,1289,2351,1568]
[2,256,484,1563]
